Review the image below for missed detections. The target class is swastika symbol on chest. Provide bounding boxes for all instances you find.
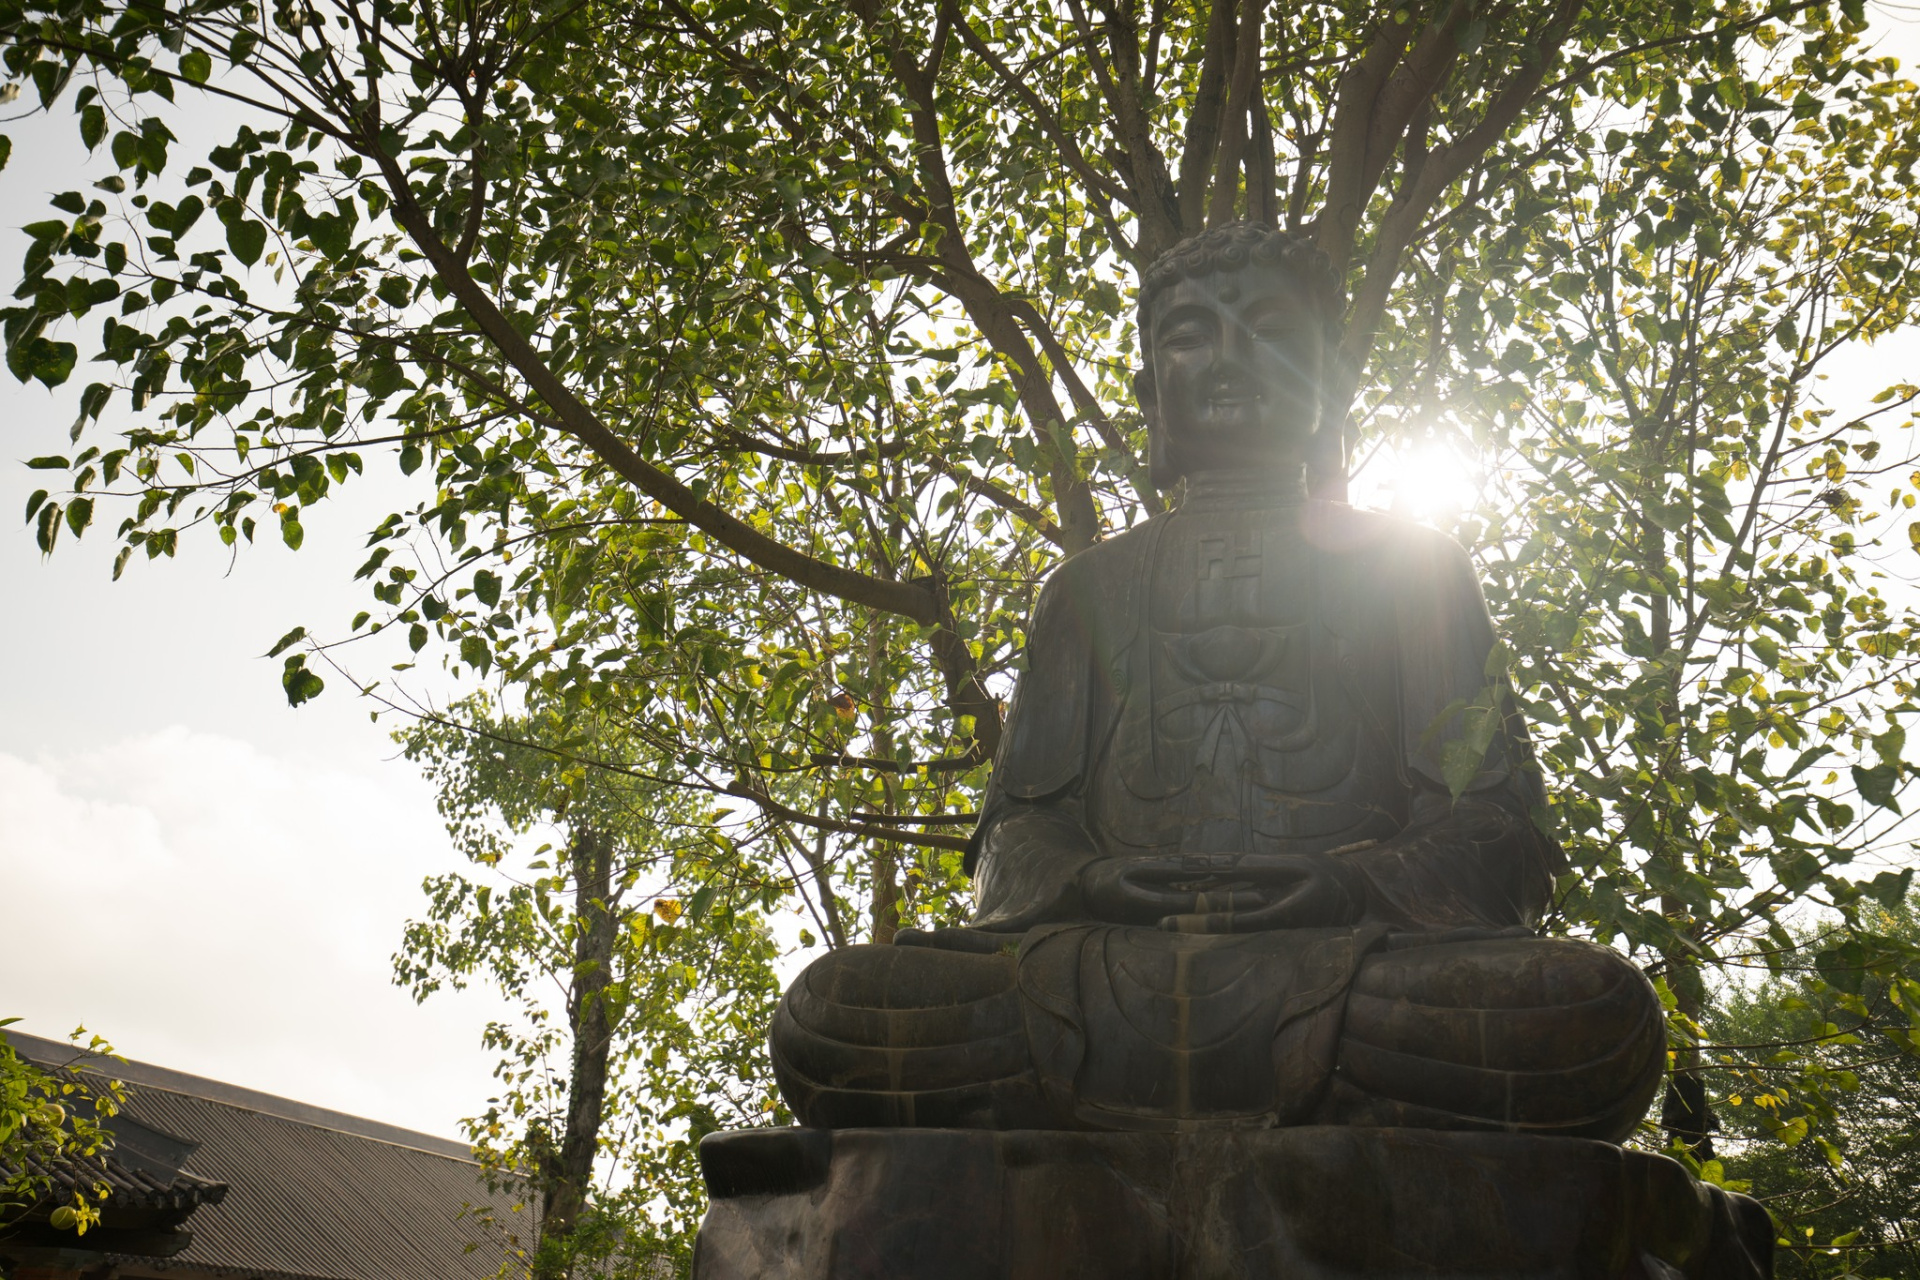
[1195,531,1262,622]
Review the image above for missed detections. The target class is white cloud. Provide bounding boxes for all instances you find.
[0,727,508,1138]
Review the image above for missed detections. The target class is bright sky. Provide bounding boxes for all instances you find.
[0,98,505,1135]
[4,8,1919,1142]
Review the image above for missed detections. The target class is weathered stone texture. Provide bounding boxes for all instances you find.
[694,1126,1771,1280]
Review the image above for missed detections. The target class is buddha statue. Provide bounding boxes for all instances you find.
[769,222,1666,1141]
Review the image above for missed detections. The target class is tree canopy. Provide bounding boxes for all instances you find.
[1708,895,1920,1279]
[8,0,1920,1268]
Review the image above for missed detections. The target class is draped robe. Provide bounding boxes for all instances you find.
[947,482,1568,1128]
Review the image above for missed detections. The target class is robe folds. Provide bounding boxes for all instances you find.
[922,494,1572,1129]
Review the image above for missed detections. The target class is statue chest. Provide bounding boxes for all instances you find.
[1090,509,1408,856]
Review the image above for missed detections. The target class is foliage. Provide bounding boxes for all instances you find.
[1706,897,1920,1280]
[0,1024,126,1238]
[1395,23,1920,1157]
[8,0,1920,1261]
[395,700,782,1271]
[3,0,1871,913]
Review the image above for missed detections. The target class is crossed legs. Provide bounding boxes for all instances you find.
[771,934,1664,1142]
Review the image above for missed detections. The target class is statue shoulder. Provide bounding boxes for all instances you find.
[1043,515,1162,583]
[1304,502,1477,583]
[1025,514,1164,623]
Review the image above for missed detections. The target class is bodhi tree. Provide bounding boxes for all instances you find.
[1704,894,1920,1280]
[9,0,1920,1262]
[1,0,1860,844]
[1381,29,1920,1255]
[1274,26,1920,1267]
[395,699,781,1274]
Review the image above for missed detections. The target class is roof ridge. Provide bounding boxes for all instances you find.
[4,1030,478,1164]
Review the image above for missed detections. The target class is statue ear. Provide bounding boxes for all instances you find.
[1144,420,1175,491]
[1305,414,1346,498]
[1306,347,1349,498]
[1132,365,1155,410]
[1147,416,1181,492]
[1136,368,1182,492]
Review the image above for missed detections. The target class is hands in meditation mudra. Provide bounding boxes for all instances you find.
[771,224,1665,1139]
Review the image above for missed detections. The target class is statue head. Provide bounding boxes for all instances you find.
[1135,223,1344,490]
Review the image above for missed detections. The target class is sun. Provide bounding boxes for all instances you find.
[1350,433,1484,524]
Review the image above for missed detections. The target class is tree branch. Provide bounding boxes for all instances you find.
[1176,0,1240,235]
[370,152,942,625]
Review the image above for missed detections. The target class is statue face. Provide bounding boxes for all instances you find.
[1145,265,1324,477]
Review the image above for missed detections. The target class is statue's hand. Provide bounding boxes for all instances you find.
[1079,855,1267,925]
[1154,853,1368,934]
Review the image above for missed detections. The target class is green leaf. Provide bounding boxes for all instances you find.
[264,625,307,658]
[474,569,502,607]
[34,501,59,552]
[13,339,78,388]
[1699,504,1737,544]
[180,49,212,84]
[459,635,492,674]
[1426,693,1502,799]
[1851,763,1901,814]
[1864,868,1913,909]
[1874,724,1907,767]
[79,105,105,151]
[171,195,205,237]
[281,654,325,706]
[227,218,266,266]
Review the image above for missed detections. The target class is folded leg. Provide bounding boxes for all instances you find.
[1322,937,1665,1142]
[770,942,1057,1129]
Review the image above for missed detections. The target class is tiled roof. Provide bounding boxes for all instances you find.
[5,1032,533,1280]
[0,1140,228,1220]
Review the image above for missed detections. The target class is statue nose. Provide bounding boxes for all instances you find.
[1214,329,1252,371]
[1205,362,1255,400]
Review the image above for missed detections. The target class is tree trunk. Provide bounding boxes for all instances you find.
[1659,941,1717,1161]
[1658,887,1717,1162]
[1642,458,1716,1163]
[870,843,902,945]
[536,824,616,1280]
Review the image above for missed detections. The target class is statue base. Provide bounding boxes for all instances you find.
[692,1127,1772,1279]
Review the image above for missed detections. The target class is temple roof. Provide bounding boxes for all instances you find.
[3,1030,530,1280]
[0,1121,229,1219]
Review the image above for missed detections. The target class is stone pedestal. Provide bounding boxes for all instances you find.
[692,1127,1772,1280]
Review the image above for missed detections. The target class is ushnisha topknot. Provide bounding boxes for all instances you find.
[1135,221,1345,369]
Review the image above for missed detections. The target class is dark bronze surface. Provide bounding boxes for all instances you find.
[693,1127,1774,1280]
[716,225,1767,1276]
